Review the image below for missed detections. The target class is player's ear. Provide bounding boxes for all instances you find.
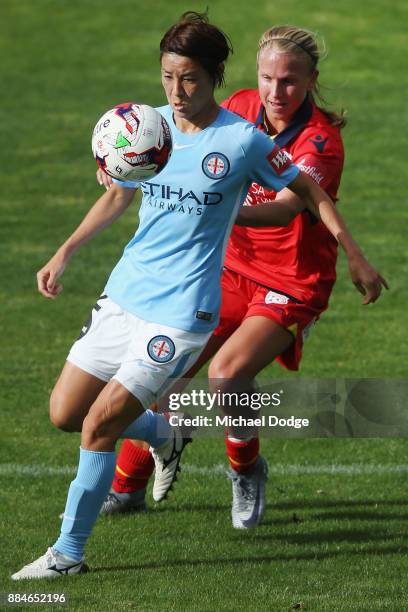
[308,69,319,91]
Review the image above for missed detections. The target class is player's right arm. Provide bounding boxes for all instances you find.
[37,183,136,299]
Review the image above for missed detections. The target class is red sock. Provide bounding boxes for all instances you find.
[225,436,260,474]
[112,440,155,493]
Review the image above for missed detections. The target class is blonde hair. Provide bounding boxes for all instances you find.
[258,25,346,128]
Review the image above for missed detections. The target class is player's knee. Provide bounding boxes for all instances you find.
[81,387,123,447]
[49,407,77,432]
[208,355,245,380]
[81,411,119,449]
[49,389,80,432]
[81,414,105,447]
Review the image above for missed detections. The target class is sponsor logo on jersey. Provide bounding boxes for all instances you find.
[309,135,329,153]
[202,153,230,179]
[297,158,325,185]
[267,145,292,175]
[244,182,276,206]
[141,182,223,206]
[265,291,289,305]
[147,335,176,363]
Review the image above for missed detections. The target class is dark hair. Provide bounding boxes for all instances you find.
[160,11,233,87]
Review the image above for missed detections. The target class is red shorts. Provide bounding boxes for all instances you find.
[213,268,327,371]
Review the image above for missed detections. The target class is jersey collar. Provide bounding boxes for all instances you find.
[255,96,313,147]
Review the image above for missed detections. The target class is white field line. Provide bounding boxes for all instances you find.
[1,462,408,478]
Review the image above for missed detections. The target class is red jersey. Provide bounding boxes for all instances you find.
[221,89,344,309]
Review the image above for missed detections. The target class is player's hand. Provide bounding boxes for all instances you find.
[348,254,389,304]
[36,252,67,299]
[96,168,113,190]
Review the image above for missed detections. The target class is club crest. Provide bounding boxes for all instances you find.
[147,335,176,363]
[202,152,230,179]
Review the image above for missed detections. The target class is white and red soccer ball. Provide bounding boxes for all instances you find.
[92,103,172,181]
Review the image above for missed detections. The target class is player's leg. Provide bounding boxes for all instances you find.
[12,298,170,579]
[102,333,227,513]
[208,315,294,529]
[60,311,213,532]
[210,281,320,529]
[55,313,211,559]
[12,372,183,580]
[12,365,104,576]
[58,374,186,554]
[209,315,293,380]
[49,361,107,432]
[102,269,249,512]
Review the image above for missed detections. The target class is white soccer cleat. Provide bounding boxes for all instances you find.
[229,456,269,529]
[151,414,193,502]
[11,547,89,580]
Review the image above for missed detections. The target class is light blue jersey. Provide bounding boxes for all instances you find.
[105,105,299,332]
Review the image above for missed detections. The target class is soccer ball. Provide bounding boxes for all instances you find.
[92,102,172,181]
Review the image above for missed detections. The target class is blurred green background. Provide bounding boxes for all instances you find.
[1,1,407,609]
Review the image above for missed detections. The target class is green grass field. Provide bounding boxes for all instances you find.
[1,0,408,609]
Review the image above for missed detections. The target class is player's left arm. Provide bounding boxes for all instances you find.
[286,171,388,303]
[235,188,303,227]
[235,128,388,303]
[236,170,388,303]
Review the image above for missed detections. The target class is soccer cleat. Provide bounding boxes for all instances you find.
[151,413,193,502]
[11,547,89,580]
[100,489,148,515]
[228,455,269,529]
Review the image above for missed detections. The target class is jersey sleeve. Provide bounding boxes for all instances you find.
[245,126,299,192]
[112,178,140,189]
